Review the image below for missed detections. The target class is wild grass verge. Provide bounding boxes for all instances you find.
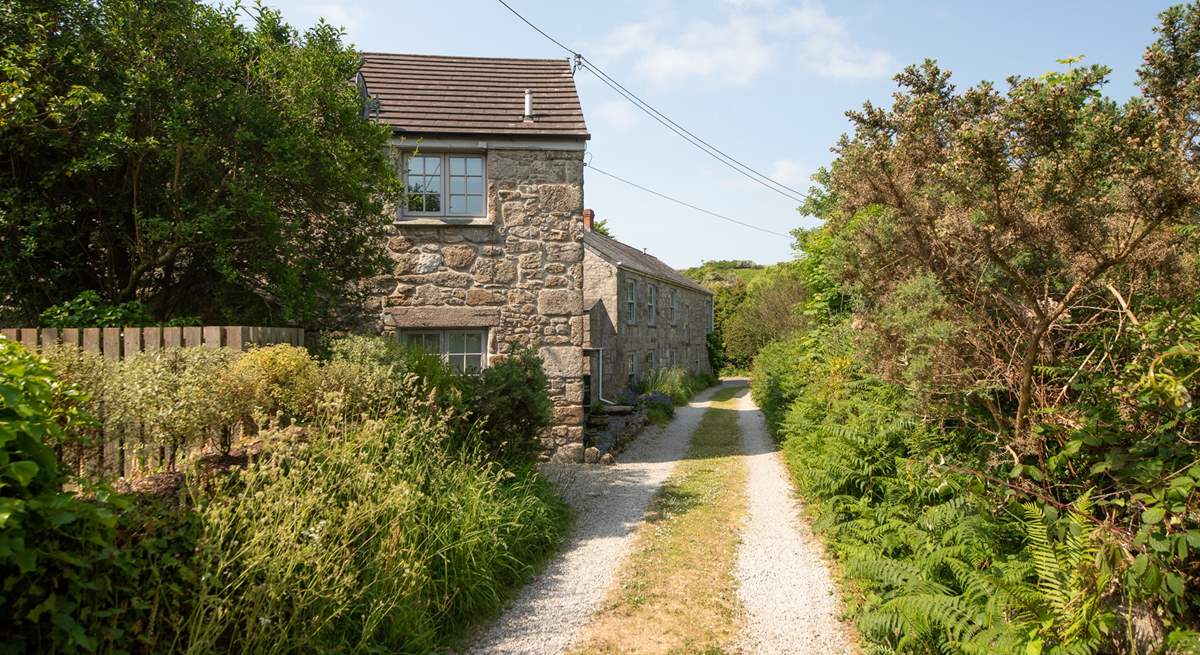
[570,386,745,654]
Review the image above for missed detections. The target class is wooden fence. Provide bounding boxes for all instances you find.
[0,325,304,359]
[2,325,306,480]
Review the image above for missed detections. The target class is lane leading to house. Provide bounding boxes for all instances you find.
[569,383,748,654]
[464,384,727,654]
[734,381,857,654]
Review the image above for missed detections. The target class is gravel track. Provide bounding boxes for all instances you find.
[463,383,730,655]
[733,382,857,654]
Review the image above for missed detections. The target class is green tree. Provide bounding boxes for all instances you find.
[0,0,401,326]
[825,54,1197,450]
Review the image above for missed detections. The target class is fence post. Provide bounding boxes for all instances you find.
[123,327,143,355]
[19,328,38,350]
[60,328,81,348]
[41,328,60,346]
[0,328,16,342]
[102,327,121,361]
[183,326,202,348]
[163,327,182,348]
[82,328,101,354]
[142,327,162,352]
[202,325,223,348]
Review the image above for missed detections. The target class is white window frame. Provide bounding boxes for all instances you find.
[625,279,638,326]
[400,328,488,373]
[399,153,487,221]
[670,290,677,326]
[647,284,657,327]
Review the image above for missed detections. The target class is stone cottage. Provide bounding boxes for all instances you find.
[582,209,714,403]
[359,53,588,460]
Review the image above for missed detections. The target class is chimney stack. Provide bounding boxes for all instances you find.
[523,89,533,121]
[583,208,594,231]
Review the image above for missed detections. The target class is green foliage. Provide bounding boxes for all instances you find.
[3,336,570,653]
[633,366,717,405]
[0,337,202,654]
[186,415,566,653]
[461,350,553,463]
[0,0,401,326]
[229,344,320,428]
[753,8,1200,651]
[592,219,614,238]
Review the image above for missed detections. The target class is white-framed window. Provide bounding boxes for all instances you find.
[401,329,487,373]
[670,350,677,367]
[670,290,677,325]
[647,284,657,327]
[625,279,638,325]
[627,351,637,385]
[400,153,486,219]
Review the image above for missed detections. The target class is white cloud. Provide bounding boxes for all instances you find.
[768,159,809,188]
[596,99,639,129]
[595,1,895,85]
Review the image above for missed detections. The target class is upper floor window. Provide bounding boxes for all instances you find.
[625,279,638,325]
[670,290,677,325]
[647,284,658,327]
[401,154,485,219]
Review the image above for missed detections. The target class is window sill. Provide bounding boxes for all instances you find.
[395,216,492,227]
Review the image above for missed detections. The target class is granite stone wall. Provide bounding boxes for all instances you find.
[370,147,586,460]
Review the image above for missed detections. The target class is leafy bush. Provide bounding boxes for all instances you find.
[186,411,566,653]
[461,350,552,462]
[38,290,200,328]
[117,348,248,458]
[230,344,320,428]
[0,337,201,654]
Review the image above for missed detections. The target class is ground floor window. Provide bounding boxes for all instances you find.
[401,329,487,373]
[627,351,637,386]
[670,349,677,367]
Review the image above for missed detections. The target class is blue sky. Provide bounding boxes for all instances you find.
[255,0,1177,268]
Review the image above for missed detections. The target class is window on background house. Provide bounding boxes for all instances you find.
[401,329,487,373]
[625,279,638,325]
[670,350,677,367]
[628,351,637,386]
[670,290,677,325]
[647,284,658,326]
[646,351,655,372]
[400,153,485,220]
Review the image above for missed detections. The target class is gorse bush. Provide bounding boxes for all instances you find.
[747,7,1200,652]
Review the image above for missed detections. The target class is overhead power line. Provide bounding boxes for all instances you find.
[585,161,793,240]
[493,0,810,205]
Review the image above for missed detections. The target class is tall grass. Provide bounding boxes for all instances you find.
[186,410,566,654]
[634,367,718,405]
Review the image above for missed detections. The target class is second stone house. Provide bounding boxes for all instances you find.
[582,209,714,404]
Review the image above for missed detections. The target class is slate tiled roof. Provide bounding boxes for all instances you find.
[359,53,589,139]
[583,231,712,295]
